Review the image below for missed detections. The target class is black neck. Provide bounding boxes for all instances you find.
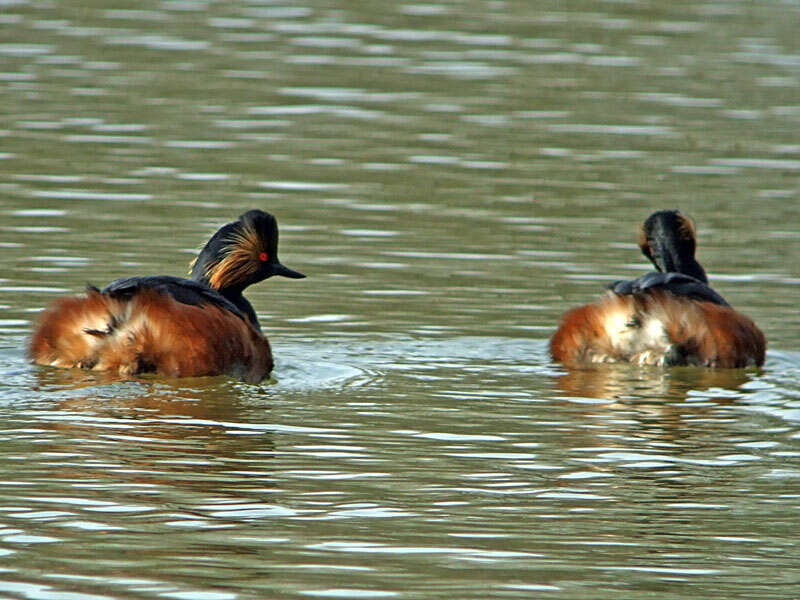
[677,255,708,283]
[656,251,708,283]
[223,289,260,331]
[190,259,260,329]
[648,235,708,284]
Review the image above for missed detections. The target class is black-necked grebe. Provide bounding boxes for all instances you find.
[29,209,304,382]
[550,210,765,368]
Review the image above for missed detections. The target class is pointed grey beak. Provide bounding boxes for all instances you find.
[274,262,306,279]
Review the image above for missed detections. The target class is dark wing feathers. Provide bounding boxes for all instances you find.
[102,276,247,320]
[607,272,729,306]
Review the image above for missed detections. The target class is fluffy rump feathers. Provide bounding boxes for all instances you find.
[550,290,765,368]
[29,287,273,383]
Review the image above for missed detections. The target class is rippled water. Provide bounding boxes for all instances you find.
[2,1,800,598]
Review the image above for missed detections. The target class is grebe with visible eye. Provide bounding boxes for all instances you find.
[550,210,766,368]
[29,210,305,383]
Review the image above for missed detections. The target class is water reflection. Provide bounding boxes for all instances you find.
[554,364,753,405]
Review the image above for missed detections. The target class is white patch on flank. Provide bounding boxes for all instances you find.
[602,303,673,365]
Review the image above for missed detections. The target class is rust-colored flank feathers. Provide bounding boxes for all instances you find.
[28,210,304,383]
[30,288,273,382]
[550,210,766,369]
[550,291,765,368]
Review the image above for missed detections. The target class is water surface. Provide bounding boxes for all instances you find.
[1,1,800,598]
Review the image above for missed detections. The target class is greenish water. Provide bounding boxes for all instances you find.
[1,1,800,598]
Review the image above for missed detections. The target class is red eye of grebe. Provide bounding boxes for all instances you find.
[259,252,268,262]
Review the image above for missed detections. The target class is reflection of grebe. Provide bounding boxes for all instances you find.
[29,210,304,382]
[555,363,751,405]
[550,210,765,368]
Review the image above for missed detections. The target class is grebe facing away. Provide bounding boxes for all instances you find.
[550,210,765,368]
[29,210,305,383]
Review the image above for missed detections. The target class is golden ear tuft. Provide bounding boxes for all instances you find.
[676,212,697,244]
[637,222,651,257]
[206,222,263,290]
